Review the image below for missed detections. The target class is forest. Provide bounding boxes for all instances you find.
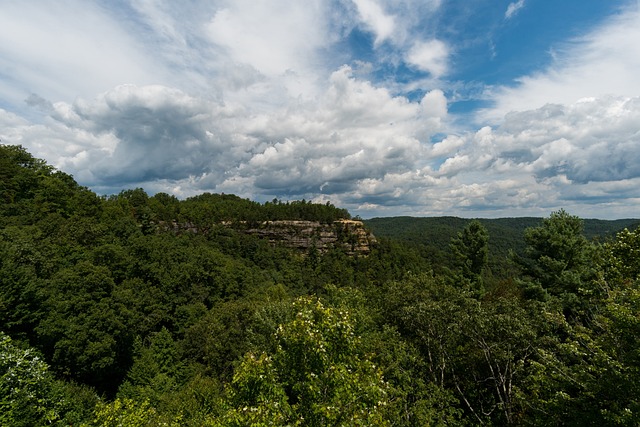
[1,144,639,426]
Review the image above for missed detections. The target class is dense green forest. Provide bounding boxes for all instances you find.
[2,144,639,426]
[365,216,640,276]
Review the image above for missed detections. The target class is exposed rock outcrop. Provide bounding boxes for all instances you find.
[159,219,376,256]
[241,219,376,256]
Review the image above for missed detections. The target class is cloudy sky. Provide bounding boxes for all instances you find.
[1,0,639,219]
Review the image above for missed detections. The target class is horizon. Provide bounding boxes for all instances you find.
[1,1,639,219]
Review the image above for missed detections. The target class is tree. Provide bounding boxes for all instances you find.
[518,210,589,291]
[85,398,181,427]
[0,144,53,209]
[118,327,183,405]
[401,276,536,425]
[450,220,489,291]
[601,225,640,289]
[515,210,599,319]
[1,332,58,426]
[517,304,640,426]
[35,261,134,393]
[214,297,391,426]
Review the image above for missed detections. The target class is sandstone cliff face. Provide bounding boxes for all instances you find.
[241,220,376,256]
[160,219,376,256]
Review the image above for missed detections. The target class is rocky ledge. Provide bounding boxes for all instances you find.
[241,219,376,256]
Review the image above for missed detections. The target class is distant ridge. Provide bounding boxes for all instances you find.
[364,216,640,273]
[365,216,640,240]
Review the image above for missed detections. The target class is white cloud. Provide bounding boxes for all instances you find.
[405,39,449,78]
[207,0,329,78]
[7,79,640,219]
[415,95,640,217]
[351,0,396,46]
[505,0,526,20]
[429,134,463,157]
[5,68,447,206]
[232,66,430,193]
[481,6,640,123]
[0,0,169,109]
[2,1,639,219]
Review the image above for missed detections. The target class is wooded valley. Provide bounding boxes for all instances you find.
[2,144,639,426]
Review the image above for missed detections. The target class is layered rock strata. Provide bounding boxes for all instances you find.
[242,220,376,256]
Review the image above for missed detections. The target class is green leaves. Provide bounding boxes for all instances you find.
[0,332,59,426]
[602,225,640,288]
[4,146,640,425]
[400,277,536,424]
[450,220,489,280]
[36,261,134,391]
[217,297,391,426]
[449,220,489,295]
[86,398,182,427]
[520,210,592,291]
[516,210,602,322]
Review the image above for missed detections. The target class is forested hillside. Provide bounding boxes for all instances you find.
[365,216,640,275]
[2,144,639,426]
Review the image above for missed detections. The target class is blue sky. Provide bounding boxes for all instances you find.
[1,0,639,218]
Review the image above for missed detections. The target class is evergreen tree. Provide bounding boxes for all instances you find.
[450,219,489,291]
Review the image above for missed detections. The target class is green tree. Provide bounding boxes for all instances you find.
[36,261,134,393]
[520,306,638,426]
[515,210,599,319]
[214,297,391,426]
[0,145,53,216]
[84,398,181,427]
[119,327,183,405]
[1,332,59,426]
[510,220,640,424]
[0,144,101,224]
[182,300,257,380]
[401,278,536,425]
[450,220,489,291]
[0,226,46,338]
[601,225,640,289]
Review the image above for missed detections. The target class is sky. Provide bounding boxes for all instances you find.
[1,0,640,219]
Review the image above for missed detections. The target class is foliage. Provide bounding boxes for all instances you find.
[0,332,59,426]
[398,276,536,424]
[0,331,99,426]
[2,145,640,425]
[515,209,602,321]
[449,219,489,294]
[213,297,391,426]
[601,225,640,287]
[366,215,636,277]
[84,398,182,427]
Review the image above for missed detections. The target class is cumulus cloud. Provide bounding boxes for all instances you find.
[3,86,224,190]
[2,1,640,219]
[405,39,449,78]
[351,0,396,46]
[418,95,640,217]
[5,68,448,206]
[7,79,640,219]
[221,66,435,195]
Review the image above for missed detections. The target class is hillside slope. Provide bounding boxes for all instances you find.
[365,216,640,273]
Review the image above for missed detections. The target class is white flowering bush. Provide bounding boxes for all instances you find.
[0,332,58,426]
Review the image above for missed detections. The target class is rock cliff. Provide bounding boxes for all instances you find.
[241,220,376,256]
[160,219,376,256]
